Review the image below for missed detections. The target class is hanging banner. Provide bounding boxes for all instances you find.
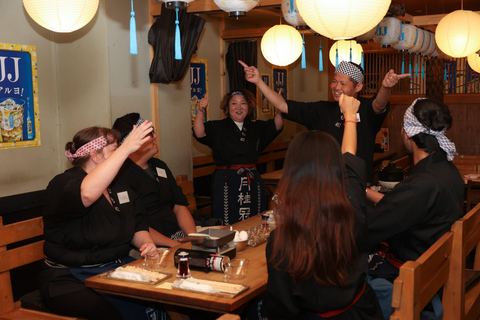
[259,74,272,115]
[190,59,208,125]
[273,67,288,102]
[0,43,40,149]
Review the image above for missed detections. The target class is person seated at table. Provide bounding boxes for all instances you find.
[193,89,283,226]
[113,113,197,247]
[266,94,383,320]
[39,123,165,320]
[366,98,465,318]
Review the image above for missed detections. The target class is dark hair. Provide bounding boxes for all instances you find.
[112,113,141,141]
[269,131,357,287]
[411,99,452,153]
[220,89,256,118]
[65,127,120,167]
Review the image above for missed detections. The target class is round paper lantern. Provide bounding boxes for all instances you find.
[261,25,303,66]
[214,0,259,17]
[435,10,480,58]
[430,49,440,58]
[467,52,480,73]
[296,0,390,40]
[356,26,377,44]
[23,0,99,33]
[282,0,307,29]
[374,16,401,47]
[329,40,363,66]
[420,31,434,56]
[423,33,437,56]
[408,28,425,54]
[393,23,417,51]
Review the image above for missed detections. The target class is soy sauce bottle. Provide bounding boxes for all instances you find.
[174,248,230,272]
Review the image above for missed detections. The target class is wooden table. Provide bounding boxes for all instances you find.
[85,215,268,314]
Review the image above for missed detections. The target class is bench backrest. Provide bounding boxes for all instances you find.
[0,216,45,314]
[176,174,196,213]
[390,231,454,320]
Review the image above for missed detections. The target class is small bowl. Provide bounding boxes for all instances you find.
[234,240,248,252]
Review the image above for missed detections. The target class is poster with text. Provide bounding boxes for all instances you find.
[259,74,271,115]
[273,68,288,102]
[190,59,208,125]
[0,43,40,149]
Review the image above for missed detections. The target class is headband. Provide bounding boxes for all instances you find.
[119,117,144,145]
[403,98,457,161]
[335,61,364,84]
[231,91,244,97]
[65,136,108,162]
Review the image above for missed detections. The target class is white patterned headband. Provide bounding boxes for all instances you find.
[65,136,108,162]
[119,117,144,145]
[335,61,364,84]
[403,98,457,161]
[231,91,244,96]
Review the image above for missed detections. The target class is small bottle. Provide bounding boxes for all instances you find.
[174,249,230,272]
[176,251,191,279]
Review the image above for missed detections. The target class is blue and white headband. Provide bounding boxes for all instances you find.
[119,117,144,145]
[231,91,244,97]
[335,61,364,84]
[403,98,457,161]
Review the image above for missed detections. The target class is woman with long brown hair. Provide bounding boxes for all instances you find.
[266,95,383,320]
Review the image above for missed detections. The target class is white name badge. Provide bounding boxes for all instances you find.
[117,191,130,204]
[356,113,361,122]
[156,168,167,178]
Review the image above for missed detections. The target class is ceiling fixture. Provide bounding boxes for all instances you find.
[467,50,480,73]
[329,40,363,67]
[295,0,390,40]
[23,0,99,33]
[214,0,259,18]
[261,25,303,66]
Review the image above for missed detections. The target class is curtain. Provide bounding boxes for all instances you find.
[148,3,205,84]
[226,40,257,95]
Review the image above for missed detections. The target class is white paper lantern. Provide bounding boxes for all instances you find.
[296,0,390,40]
[430,49,440,58]
[329,40,363,66]
[467,52,480,73]
[435,10,480,58]
[214,0,259,17]
[356,26,377,43]
[261,25,303,66]
[420,32,435,56]
[374,16,401,47]
[281,0,307,29]
[23,0,99,33]
[393,23,417,51]
[408,28,425,54]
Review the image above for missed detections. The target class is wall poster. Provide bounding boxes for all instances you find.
[0,43,40,149]
[259,74,271,115]
[190,59,208,125]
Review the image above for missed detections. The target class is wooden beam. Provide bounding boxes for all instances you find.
[222,28,270,40]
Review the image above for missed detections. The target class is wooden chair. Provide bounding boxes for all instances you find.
[466,180,480,213]
[390,231,454,320]
[176,174,197,214]
[443,203,480,320]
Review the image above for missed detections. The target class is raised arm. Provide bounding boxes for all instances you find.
[339,94,360,155]
[372,69,411,113]
[193,95,208,138]
[239,60,289,114]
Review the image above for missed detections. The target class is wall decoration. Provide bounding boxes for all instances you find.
[259,74,272,115]
[273,68,288,103]
[0,43,40,149]
[190,59,208,124]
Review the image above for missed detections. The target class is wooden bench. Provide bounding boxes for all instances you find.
[443,203,480,320]
[390,231,454,320]
[0,216,81,320]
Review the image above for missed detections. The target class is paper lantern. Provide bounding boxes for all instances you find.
[467,52,480,73]
[423,34,437,57]
[296,0,390,40]
[408,28,425,54]
[393,23,417,51]
[329,40,363,67]
[261,25,303,66]
[435,10,480,58]
[420,32,435,57]
[281,0,307,29]
[214,0,259,17]
[356,26,377,44]
[374,16,401,47]
[23,0,99,33]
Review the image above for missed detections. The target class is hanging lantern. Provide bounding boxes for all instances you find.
[261,25,303,66]
[420,31,435,57]
[23,0,99,33]
[408,28,425,54]
[430,49,440,59]
[329,40,363,67]
[214,0,259,18]
[356,26,377,44]
[467,51,480,73]
[282,0,308,29]
[296,0,390,40]
[393,23,417,51]
[435,10,480,58]
[423,34,437,56]
[373,16,401,47]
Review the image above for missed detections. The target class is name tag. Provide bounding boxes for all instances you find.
[117,191,130,204]
[156,168,167,178]
[356,113,361,122]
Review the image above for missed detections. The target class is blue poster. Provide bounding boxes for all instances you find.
[0,43,40,149]
[273,68,287,101]
[190,59,208,124]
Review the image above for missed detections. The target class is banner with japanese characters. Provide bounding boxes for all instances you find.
[190,59,208,125]
[0,43,40,149]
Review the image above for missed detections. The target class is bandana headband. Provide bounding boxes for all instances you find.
[231,91,244,97]
[403,98,457,161]
[119,117,144,145]
[335,61,364,84]
[65,136,108,162]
